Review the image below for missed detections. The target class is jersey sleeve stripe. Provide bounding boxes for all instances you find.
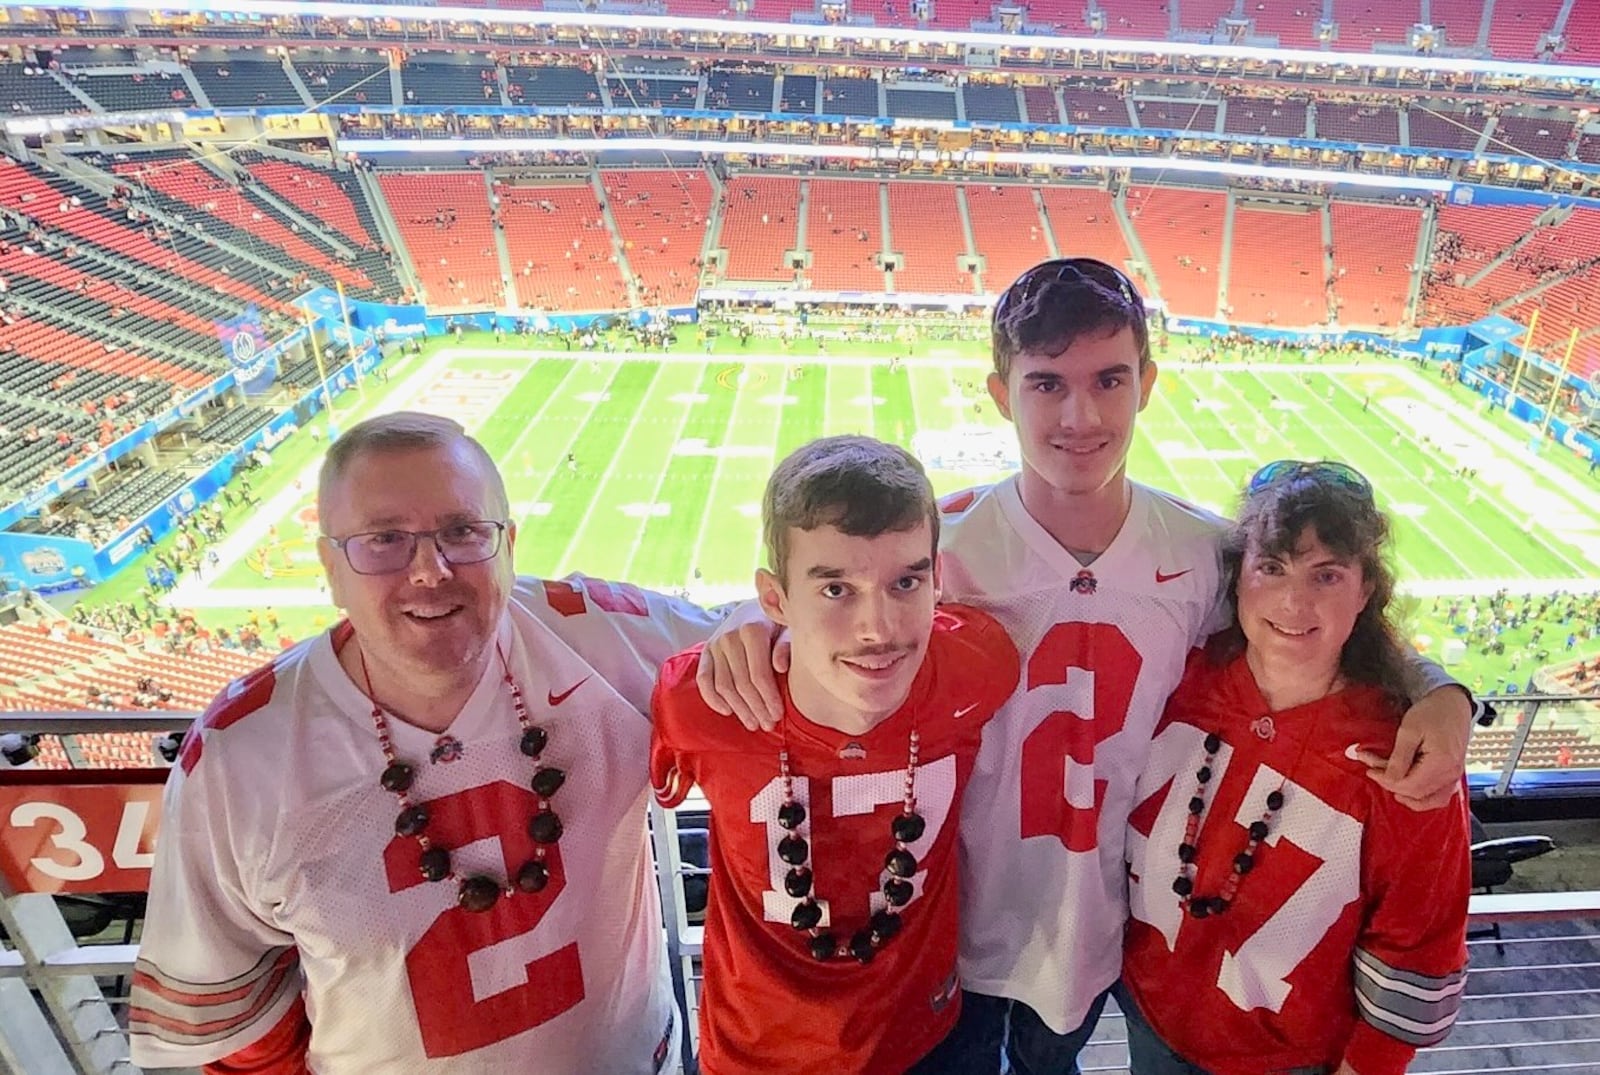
[1353,948,1468,998]
[652,769,689,808]
[1353,951,1464,1047]
[129,946,299,1047]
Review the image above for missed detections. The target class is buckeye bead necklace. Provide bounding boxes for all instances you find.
[365,644,566,913]
[1171,732,1286,919]
[776,724,924,964]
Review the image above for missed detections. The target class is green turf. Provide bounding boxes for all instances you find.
[75,330,1600,695]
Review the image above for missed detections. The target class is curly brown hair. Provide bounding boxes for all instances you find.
[1207,468,1411,703]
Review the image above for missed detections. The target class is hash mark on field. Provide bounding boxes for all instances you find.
[735,503,761,518]
[849,395,887,407]
[577,391,611,403]
[670,392,710,404]
[759,395,799,406]
[515,502,553,518]
[621,503,671,518]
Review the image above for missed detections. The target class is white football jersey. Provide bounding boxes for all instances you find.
[130,576,721,1074]
[939,478,1227,1034]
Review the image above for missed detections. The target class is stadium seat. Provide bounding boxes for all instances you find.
[1468,813,1556,953]
[717,176,802,284]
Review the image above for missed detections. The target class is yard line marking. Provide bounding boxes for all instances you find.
[618,362,717,583]
[552,362,674,571]
[1275,369,1586,578]
[1207,370,1438,579]
[436,347,995,370]
[1139,380,1235,508]
[671,362,779,593]
[499,362,638,540]
[1384,367,1600,567]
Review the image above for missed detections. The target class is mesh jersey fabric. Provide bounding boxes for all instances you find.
[651,606,1020,1075]
[130,576,722,1074]
[1123,650,1471,1075]
[939,477,1228,1033]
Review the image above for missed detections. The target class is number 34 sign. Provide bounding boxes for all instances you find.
[0,772,166,894]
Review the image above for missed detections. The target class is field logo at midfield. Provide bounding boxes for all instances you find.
[911,426,1020,475]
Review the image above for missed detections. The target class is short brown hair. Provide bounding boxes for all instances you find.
[1208,470,1409,702]
[991,257,1151,381]
[762,435,938,583]
[318,411,509,523]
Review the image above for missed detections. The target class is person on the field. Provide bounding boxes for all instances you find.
[697,258,1475,1075]
[130,412,725,1074]
[1122,461,1470,1075]
[652,436,1020,1074]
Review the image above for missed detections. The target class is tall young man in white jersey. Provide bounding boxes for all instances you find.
[697,258,1474,1075]
[130,412,726,1074]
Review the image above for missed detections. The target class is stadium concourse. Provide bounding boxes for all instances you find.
[5,0,1600,1070]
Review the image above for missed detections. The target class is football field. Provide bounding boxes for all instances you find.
[88,331,1600,691]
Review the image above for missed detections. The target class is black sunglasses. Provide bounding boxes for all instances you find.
[993,258,1145,322]
[1248,460,1374,499]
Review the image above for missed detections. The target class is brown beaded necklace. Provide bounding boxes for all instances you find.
[775,716,924,964]
[364,643,565,913]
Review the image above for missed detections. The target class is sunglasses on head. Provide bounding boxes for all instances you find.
[994,257,1145,322]
[1248,460,1374,498]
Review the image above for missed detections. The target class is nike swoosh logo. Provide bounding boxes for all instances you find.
[1155,569,1192,584]
[548,677,591,707]
[954,703,978,719]
[1345,742,1367,762]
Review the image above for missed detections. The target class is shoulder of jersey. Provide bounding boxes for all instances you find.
[937,483,996,521]
[651,645,744,750]
[932,604,1021,705]
[1142,483,1231,539]
[176,641,306,774]
[511,572,653,622]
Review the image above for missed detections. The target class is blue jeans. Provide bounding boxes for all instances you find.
[917,989,1111,1074]
[1120,987,1326,1075]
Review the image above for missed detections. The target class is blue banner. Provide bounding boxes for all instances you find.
[218,305,277,394]
[0,531,98,592]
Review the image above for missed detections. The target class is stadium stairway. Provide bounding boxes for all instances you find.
[490,178,517,308]
[101,151,374,296]
[198,150,364,266]
[1217,190,1236,318]
[954,186,983,293]
[235,148,405,297]
[591,171,644,310]
[6,156,296,318]
[354,164,419,295]
[1464,204,1564,289]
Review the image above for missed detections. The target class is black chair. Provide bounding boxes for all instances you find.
[1469,813,1556,954]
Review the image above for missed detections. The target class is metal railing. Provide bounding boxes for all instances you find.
[4,695,1600,1074]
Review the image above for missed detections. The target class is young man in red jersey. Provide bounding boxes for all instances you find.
[652,435,1020,1075]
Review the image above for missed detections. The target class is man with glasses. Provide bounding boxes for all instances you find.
[131,411,722,1074]
[698,258,1473,1074]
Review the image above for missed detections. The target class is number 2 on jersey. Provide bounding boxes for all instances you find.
[1019,622,1143,852]
[387,782,584,1057]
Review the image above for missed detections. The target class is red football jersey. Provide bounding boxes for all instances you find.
[652,605,1020,1075]
[1124,651,1471,1075]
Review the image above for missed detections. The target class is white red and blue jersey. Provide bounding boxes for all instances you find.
[1123,650,1470,1075]
[129,576,723,1075]
[937,477,1227,1033]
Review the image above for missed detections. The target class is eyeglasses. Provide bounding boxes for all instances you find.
[324,521,507,576]
[993,257,1145,322]
[1248,460,1373,498]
